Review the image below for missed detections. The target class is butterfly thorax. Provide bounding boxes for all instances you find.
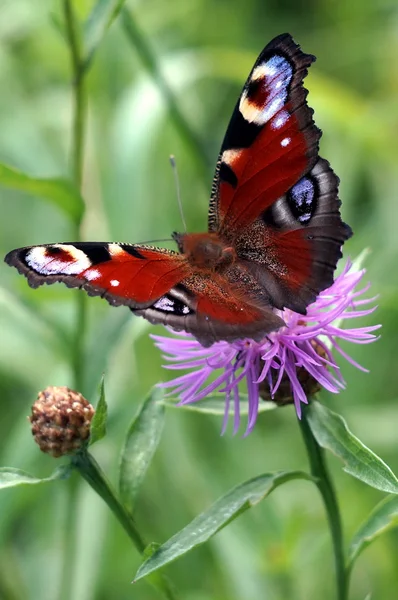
[174,232,236,272]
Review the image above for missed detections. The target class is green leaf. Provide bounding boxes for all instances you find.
[119,387,165,513]
[162,394,277,416]
[306,402,398,494]
[0,465,71,489]
[134,470,313,581]
[348,495,398,568]
[89,376,108,446]
[0,162,84,224]
[83,0,127,71]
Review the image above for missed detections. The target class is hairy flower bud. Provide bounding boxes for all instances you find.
[30,386,94,457]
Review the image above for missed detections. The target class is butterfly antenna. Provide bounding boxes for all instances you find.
[169,155,187,233]
[136,238,173,244]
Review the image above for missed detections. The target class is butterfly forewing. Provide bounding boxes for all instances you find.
[209,33,320,235]
[5,243,191,309]
[209,33,351,315]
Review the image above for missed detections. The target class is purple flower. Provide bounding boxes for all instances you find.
[152,259,380,435]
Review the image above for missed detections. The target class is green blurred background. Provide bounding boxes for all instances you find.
[0,0,397,599]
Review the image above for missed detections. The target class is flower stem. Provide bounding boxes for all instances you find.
[72,451,179,600]
[63,0,87,392]
[300,406,348,600]
[61,3,87,599]
[121,8,210,183]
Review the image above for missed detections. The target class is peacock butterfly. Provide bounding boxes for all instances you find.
[5,34,352,347]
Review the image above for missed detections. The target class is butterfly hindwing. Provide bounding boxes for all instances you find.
[138,271,285,346]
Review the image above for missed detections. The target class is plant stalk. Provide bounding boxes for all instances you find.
[63,0,87,393]
[60,2,87,599]
[300,406,348,600]
[72,451,179,600]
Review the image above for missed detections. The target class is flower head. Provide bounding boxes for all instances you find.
[30,386,95,457]
[153,259,380,435]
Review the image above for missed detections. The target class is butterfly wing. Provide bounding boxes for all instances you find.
[139,266,285,346]
[5,241,284,346]
[4,242,191,309]
[209,33,352,313]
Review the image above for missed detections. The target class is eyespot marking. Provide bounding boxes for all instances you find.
[25,245,92,276]
[153,295,192,316]
[288,177,316,224]
[239,54,293,126]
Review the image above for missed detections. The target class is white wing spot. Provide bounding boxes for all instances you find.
[281,137,291,147]
[110,279,120,287]
[85,269,101,281]
[108,244,124,256]
[271,110,289,130]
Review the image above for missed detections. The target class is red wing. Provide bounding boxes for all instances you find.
[209,34,352,315]
[136,269,285,347]
[5,241,285,346]
[209,33,320,236]
[4,242,190,309]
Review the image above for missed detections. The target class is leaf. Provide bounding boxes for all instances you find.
[306,402,398,494]
[0,162,84,224]
[119,387,165,513]
[134,470,313,581]
[162,394,277,416]
[348,495,398,568]
[89,376,108,446]
[83,0,127,71]
[0,466,71,489]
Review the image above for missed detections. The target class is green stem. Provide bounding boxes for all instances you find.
[60,3,87,600]
[300,407,348,600]
[121,8,210,183]
[63,0,87,392]
[72,452,179,600]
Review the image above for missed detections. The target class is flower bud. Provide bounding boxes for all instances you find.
[30,386,94,457]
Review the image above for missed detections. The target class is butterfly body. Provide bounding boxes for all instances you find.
[5,34,352,347]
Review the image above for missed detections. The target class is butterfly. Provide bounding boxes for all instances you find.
[5,34,352,347]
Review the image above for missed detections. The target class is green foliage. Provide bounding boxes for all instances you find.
[0,466,71,488]
[135,471,313,581]
[89,376,108,445]
[83,0,129,71]
[348,495,398,569]
[0,162,84,225]
[163,393,277,415]
[306,402,398,494]
[119,387,165,513]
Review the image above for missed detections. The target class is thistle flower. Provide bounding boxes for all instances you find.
[152,260,380,435]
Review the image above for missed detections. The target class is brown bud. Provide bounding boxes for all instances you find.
[259,339,326,406]
[30,386,94,457]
